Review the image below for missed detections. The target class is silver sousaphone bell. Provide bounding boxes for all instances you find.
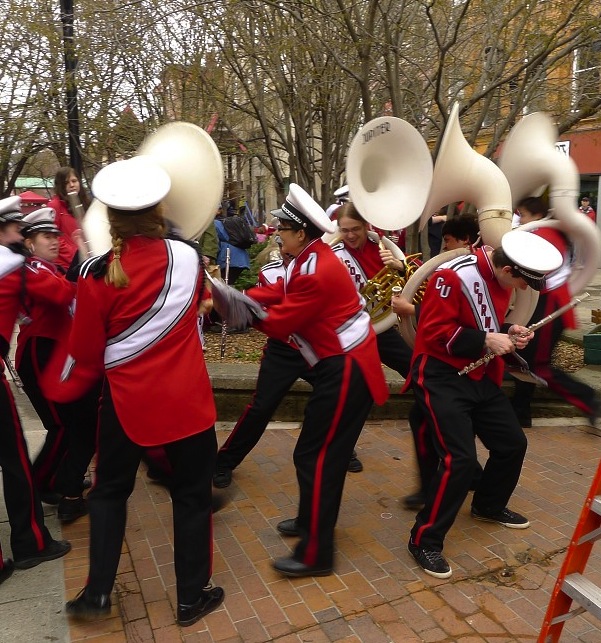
[84,122,224,255]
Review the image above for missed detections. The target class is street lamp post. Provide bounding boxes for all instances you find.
[59,0,83,175]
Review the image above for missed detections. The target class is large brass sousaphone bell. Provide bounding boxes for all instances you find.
[498,111,601,297]
[398,102,536,347]
[345,116,433,333]
[84,122,224,255]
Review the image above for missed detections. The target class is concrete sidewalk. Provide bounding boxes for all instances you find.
[0,392,70,643]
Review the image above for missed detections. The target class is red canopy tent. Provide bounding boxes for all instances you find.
[18,190,49,214]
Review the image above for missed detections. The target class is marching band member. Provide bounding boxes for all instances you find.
[213,224,364,489]
[238,184,389,577]
[47,166,90,270]
[0,197,71,582]
[62,157,223,626]
[407,230,561,579]
[511,197,600,428]
[394,213,482,511]
[16,208,97,523]
[332,202,415,377]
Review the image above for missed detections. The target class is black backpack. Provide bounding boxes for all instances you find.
[222,215,257,249]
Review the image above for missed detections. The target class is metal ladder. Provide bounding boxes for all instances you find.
[539,458,601,642]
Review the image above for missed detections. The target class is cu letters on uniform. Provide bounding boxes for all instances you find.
[435,276,451,298]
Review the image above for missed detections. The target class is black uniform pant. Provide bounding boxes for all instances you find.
[292,355,373,567]
[216,339,315,471]
[17,337,99,496]
[87,381,217,605]
[410,355,527,552]
[17,338,67,492]
[376,326,412,378]
[513,295,598,419]
[0,368,51,560]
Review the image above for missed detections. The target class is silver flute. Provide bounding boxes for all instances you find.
[458,293,589,376]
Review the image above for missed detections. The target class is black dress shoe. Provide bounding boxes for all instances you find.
[402,491,426,511]
[213,468,232,488]
[276,518,299,537]
[14,539,71,569]
[66,587,111,619]
[0,559,14,586]
[177,586,225,626]
[272,556,333,578]
[58,496,88,523]
[347,452,364,473]
[39,490,62,505]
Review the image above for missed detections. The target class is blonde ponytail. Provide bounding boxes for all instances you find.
[106,236,130,288]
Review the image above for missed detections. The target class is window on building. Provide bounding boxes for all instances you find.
[572,40,601,111]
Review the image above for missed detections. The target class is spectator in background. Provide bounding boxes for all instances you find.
[579,196,596,223]
[199,221,219,273]
[214,206,251,286]
[427,210,447,257]
[47,167,90,270]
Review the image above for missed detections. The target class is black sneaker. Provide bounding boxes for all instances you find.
[14,539,72,569]
[213,468,232,488]
[471,507,530,529]
[57,496,88,523]
[347,451,363,473]
[407,539,451,579]
[402,491,426,511]
[66,587,111,619]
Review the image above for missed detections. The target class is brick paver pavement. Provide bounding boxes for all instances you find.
[64,418,601,642]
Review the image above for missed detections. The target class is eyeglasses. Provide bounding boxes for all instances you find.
[277,225,296,232]
[339,226,364,235]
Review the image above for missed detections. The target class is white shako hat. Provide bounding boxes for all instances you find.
[92,156,171,212]
[333,185,349,200]
[21,208,60,236]
[0,196,23,224]
[501,229,562,291]
[279,183,335,234]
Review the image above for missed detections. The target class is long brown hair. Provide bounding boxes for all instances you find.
[336,202,367,225]
[105,205,167,288]
[53,166,91,211]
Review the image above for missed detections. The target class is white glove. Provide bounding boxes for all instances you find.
[210,279,267,329]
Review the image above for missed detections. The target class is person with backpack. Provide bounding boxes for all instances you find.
[214,205,254,286]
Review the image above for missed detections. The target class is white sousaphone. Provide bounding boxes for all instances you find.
[84,122,224,255]
[398,102,536,347]
[498,111,601,296]
[345,116,434,333]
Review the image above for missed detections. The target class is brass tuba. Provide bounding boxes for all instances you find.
[398,102,532,347]
[360,234,424,334]
[498,111,601,297]
[345,116,434,333]
[84,122,224,255]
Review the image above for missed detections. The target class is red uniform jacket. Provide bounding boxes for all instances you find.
[248,238,388,405]
[531,227,577,329]
[53,237,216,446]
[332,237,383,288]
[47,196,79,270]
[14,258,76,369]
[412,247,511,386]
[0,247,75,363]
